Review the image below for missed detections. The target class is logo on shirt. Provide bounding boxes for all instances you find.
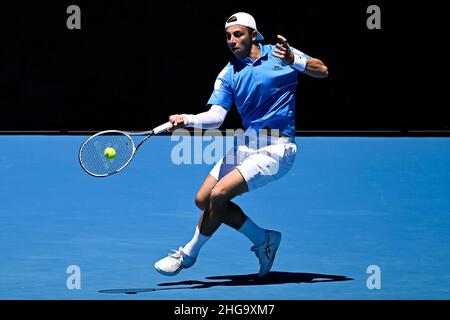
[273,64,282,70]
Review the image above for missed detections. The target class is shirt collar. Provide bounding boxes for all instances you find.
[258,43,269,57]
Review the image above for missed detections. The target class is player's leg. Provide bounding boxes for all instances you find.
[199,168,249,235]
[200,168,269,251]
[203,168,269,250]
[180,174,217,259]
[194,173,217,211]
[154,169,263,276]
[199,168,278,278]
[154,171,247,276]
[194,173,251,230]
[154,175,218,276]
[183,171,249,257]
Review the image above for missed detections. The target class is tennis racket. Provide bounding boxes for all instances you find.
[78,122,171,177]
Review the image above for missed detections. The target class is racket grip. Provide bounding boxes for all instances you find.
[153,122,172,135]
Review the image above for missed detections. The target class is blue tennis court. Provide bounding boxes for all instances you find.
[1,135,449,299]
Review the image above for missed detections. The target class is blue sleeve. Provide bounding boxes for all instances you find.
[206,64,233,111]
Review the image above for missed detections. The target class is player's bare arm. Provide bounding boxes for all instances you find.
[304,58,328,78]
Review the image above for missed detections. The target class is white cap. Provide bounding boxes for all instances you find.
[225,12,264,41]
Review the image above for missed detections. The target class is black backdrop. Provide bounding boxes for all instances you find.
[0,1,445,133]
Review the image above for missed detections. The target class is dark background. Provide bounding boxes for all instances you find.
[0,1,445,133]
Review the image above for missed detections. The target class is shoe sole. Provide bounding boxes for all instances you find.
[154,257,196,276]
[154,263,182,276]
[258,231,282,278]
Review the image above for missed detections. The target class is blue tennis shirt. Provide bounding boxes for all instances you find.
[207,43,310,137]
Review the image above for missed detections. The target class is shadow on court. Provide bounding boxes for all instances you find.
[99,271,353,294]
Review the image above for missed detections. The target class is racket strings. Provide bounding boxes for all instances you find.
[80,133,134,176]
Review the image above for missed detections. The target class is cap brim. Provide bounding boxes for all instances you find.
[256,31,264,41]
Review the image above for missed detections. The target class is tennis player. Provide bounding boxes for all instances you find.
[155,12,328,277]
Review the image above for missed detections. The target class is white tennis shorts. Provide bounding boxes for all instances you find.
[209,129,297,191]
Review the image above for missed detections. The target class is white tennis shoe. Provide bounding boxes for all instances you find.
[251,230,282,278]
[154,247,196,276]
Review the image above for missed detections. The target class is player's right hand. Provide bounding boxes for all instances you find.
[273,35,294,65]
[168,114,188,131]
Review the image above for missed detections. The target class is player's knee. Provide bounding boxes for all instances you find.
[209,186,229,210]
[194,193,209,210]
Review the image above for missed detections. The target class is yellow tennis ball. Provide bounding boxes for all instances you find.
[104,147,116,160]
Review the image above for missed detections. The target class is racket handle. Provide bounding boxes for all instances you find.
[152,122,171,135]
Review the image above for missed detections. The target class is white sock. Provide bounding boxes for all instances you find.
[182,227,210,258]
[238,217,266,247]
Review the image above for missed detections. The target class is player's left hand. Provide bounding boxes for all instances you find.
[272,35,295,65]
